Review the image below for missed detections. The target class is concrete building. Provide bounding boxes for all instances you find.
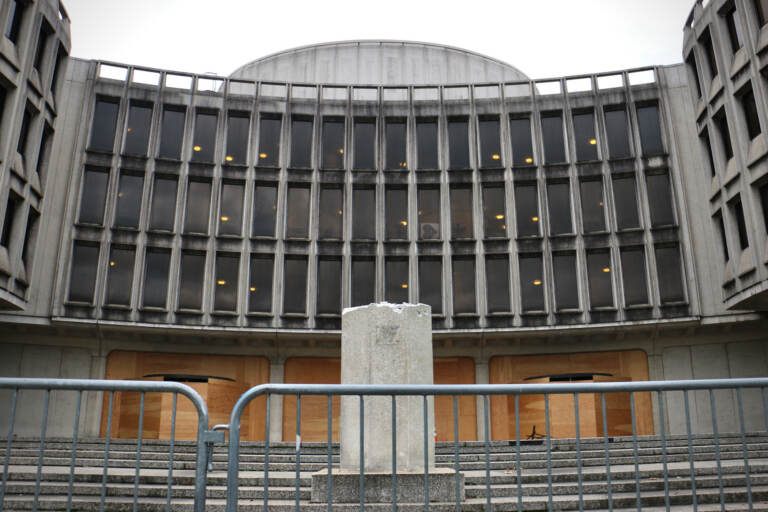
[1,0,767,443]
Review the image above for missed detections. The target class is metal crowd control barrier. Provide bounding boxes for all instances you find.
[0,377,215,512]
[224,378,768,512]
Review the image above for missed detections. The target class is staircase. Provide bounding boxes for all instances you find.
[2,433,768,510]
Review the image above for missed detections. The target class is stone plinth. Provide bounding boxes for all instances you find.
[311,468,463,503]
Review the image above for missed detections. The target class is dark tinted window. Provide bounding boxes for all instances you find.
[731,196,749,249]
[68,242,99,303]
[5,0,24,43]
[701,128,716,177]
[636,105,664,156]
[572,111,598,161]
[353,187,376,239]
[553,253,579,310]
[283,256,308,314]
[149,176,177,231]
[158,106,186,159]
[291,117,313,168]
[35,124,53,185]
[89,99,119,152]
[604,108,631,159]
[219,182,244,236]
[322,118,345,169]
[16,107,32,159]
[417,119,438,169]
[124,103,153,155]
[760,182,768,234]
[714,210,729,262]
[756,0,768,27]
[448,118,469,169]
[478,117,501,167]
[178,252,205,309]
[417,187,440,240]
[32,21,51,72]
[79,168,109,225]
[519,254,545,311]
[257,116,281,166]
[317,257,342,314]
[547,182,572,235]
[214,253,239,311]
[21,208,39,269]
[541,113,566,163]
[354,118,375,169]
[482,186,506,238]
[106,246,135,305]
[646,172,675,227]
[740,87,762,140]
[319,187,343,240]
[620,247,648,306]
[418,257,442,314]
[700,29,719,79]
[1,192,20,249]
[580,180,605,233]
[515,184,540,237]
[184,181,211,234]
[385,258,409,303]
[191,111,217,162]
[450,186,473,239]
[285,185,310,238]
[509,117,534,166]
[386,187,408,240]
[351,257,375,306]
[714,108,734,160]
[142,249,171,308]
[612,176,640,229]
[114,174,143,229]
[587,251,613,308]
[248,255,274,313]
[386,118,407,169]
[452,257,476,313]
[226,113,250,165]
[724,5,744,53]
[686,53,702,98]
[252,183,277,237]
[486,255,510,313]
[655,245,685,303]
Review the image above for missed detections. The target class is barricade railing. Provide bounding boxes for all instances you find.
[0,377,216,512]
[223,378,768,512]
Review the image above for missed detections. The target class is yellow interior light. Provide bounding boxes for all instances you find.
[109,261,116,267]
[193,145,202,152]
[492,154,501,160]
[599,201,604,207]
[249,286,256,292]
[501,224,506,230]
[589,138,597,145]
[338,148,344,154]
[602,267,611,273]
[126,127,132,132]
[400,220,408,226]
[525,157,533,164]
[533,279,542,286]
[225,155,234,162]
[401,284,408,289]
[220,216,229,222]
[495,214,504,220]
[532,216,539,222]
[117,192,124,198]
[217,280,226,286]
[259,153,267,159]
[337,210,343,215]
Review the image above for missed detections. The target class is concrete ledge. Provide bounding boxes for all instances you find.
[311,468,463,503]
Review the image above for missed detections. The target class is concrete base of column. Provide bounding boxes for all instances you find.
[310,468,463,503]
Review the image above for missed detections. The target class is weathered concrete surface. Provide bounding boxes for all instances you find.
[311,468,462,503]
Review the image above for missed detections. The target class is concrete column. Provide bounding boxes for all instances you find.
[84,354,107,437]
[474,359,489,442]
[268,359,285,443]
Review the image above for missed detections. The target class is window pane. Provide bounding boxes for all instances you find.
[142,249,170,308]
[519,254,545,311]
[149,176,177,231]
[178,252,205,309]
[587,251,613,308]
[5,0,24,42]
[184,181,211,234]
[89,99,119,151]
[731,197,749,249]
[515,184,540,237]
[252,183,277,237]
[486,256,510,313]
[385,187,408,240]
[257,116,281,166]
[124,103,152,155]
[612,176,639,229]
[319,187,343,239]
[354,118,375,169]
[0,193,19,249]
[604,108,631,159]
[479,117,501,167]
[417,187,440,240]
[448,118,469,169]
[541,113,566,163]
[219,183,244,236]
[547,182,572,235]
[79,168,109,225]
[621,248,648,306]
[385,258,409,303]
[17,107,32,157]
[701,29,719,78]
[291,117,313,168]
[686,53,702,98]
[452,257,476,313]
[450,186,473,239]
[285,186,310,238]
[714,108,734,160]
[214,253,239,311]
[191,111,217,162]
[417,119,438,169]
[317,258,342,314]
[284,256,308,314]
[646,172,675,227]
[158,107,186,159]
[741,88,762,141]
[482,186,507,238]
[725,6,744,53]
[114,174,143,228]
[322,118,345,169]
[636,105,664,156]
[68,243,99,303]
[106,246,135,305]
[353,187,375,239]
[21,208,39,269]
[714,210,729,262]
[386,118,407,169]
[510,117,534,166]
[249,255,274,313]
[701,128,716,177]
[418,257,442,314]
[655,245,684,303]
[553,253,579,310]
[760,182,768,234]
[351,257,375,306]
[580,180,605,233]
[226,113,250,165]
[573,111,598,161]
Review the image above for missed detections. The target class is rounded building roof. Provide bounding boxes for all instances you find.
[229,40,529,85]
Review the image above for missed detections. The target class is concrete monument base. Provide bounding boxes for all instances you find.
[310,468,463,503]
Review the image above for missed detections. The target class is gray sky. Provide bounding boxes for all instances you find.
[62,0,695,80]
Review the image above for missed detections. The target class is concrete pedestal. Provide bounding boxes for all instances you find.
[311,468,464,503]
